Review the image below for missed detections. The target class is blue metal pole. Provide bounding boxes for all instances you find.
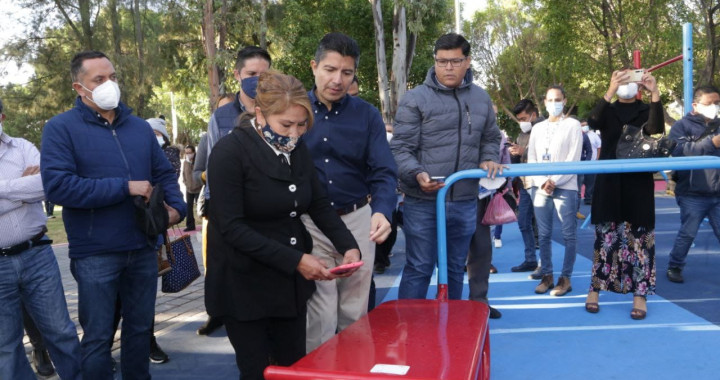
[436,157,720,288]
[683,23,693,115]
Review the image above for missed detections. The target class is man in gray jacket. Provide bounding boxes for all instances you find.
[391,33,503,300]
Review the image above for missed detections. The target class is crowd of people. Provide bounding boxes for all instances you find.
[1,29,720,380]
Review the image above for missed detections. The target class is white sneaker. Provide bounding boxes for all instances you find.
[494,239,502,248]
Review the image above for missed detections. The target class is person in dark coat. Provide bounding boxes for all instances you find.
[205,71,361,380]
[585,69,664,320]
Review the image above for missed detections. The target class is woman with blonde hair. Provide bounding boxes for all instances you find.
[205,71,361,379]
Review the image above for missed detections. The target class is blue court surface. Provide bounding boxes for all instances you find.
[145,191,719,380]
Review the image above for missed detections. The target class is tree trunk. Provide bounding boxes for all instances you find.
[79,0,94,49]
[370,0,391,123]
[260,0,268,50]
[109,0,122,84]
[699,2,719,86]
[202,0,221,111]
[133,0,146,116]
[391,3,408,123]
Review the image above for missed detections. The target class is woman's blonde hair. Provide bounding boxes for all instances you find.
[254,70,313,129]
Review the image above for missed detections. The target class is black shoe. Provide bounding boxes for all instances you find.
[150,336,169,364]
[197,316,223,336]
[584,199,592,205]
[511,261,538,272]
[489,306,502,319]
[183,226,196,232]
[374,264,386,274]
[667,267,684,283]
[32,348,55,377]
[489,264,498,274]
[528,266,543,280]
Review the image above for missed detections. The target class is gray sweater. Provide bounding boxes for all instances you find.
[391,67,501,201]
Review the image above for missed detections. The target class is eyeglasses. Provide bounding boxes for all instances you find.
[435,58,467,67]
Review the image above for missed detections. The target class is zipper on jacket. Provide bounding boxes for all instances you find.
[111,128,133,180]
[465,103,472,135]
[451,89,463,200]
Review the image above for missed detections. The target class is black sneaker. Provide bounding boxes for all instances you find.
[32,348,55,377]
[528,266,543,280]
[150,336,169,364]
[511,261,538,272]
[667,267,684,283]
[489,306,502,319]
[197,316,223,336]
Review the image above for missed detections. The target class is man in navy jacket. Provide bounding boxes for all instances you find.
[41,51,185,379]
[666,85,720,283]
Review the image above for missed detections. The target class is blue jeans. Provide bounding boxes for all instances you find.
[518,187,537,264]
[71,248,157,380]
[0,241,81,380]
[532,187,578,278]
[398,196,477,300]
[668,195,720,268]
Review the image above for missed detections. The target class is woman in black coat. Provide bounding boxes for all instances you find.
[585,70,663,320]
[205,71,361,379]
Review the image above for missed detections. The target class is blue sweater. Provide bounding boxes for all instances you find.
[41,97,186,258]
[668,113,720,196]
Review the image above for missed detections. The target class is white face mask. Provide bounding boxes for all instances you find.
[616,83,638,100]
[581,125,589,132]
[696,103,719,120]
[545,101,564,117]
[519,121,532,133]
[157,136,165,146]
[79,80,121,110]
[386,132,393,143]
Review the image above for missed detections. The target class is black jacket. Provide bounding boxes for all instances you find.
[205,120,359,321]
[587,99,664,228]
[668,113,720,196]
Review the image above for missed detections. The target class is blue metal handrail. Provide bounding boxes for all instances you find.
[435,156,720,288]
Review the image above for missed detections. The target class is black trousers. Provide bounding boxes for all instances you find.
[224,313,306,380]
[186,192,199,229]
[467,197,493,303]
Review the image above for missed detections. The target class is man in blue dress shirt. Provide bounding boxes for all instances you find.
[302,32,398,352]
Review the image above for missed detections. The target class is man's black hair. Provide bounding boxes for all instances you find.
[693,85,720,102]
[235,46,272,71]
[433,33,471,56]
[70,51,109,82]
[546,85,567,99]
[512,99,537,116]
[314,32,360,68]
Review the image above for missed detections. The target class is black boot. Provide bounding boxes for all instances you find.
[32,348,55,377]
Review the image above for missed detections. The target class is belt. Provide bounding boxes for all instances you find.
[0,230,53,257]
[336,195,371,216]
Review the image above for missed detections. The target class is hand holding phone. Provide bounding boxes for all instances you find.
[329,261,364,275]
[430,176,446,183]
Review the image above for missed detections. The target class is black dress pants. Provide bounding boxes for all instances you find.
[467,197,493,303]
[224,312,306,380]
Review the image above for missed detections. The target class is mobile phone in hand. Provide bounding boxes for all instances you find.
[430,176,446,183]
[628,69,644,82]
[329,261,364,275]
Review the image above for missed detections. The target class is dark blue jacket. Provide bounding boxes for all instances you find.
[41,97,186,258]
[669,113,720,196]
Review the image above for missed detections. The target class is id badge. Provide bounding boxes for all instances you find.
[542,152,551,162]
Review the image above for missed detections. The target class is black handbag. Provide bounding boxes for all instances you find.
[616,124,676,159]
[133,185,169,237]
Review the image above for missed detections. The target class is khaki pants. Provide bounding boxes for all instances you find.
[303,204,375,353]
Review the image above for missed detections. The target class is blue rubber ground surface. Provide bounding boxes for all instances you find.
[142,191,719,380]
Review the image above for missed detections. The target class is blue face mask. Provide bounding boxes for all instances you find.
[260,124,299,153]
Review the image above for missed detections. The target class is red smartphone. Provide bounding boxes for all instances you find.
[330,261,364,275]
